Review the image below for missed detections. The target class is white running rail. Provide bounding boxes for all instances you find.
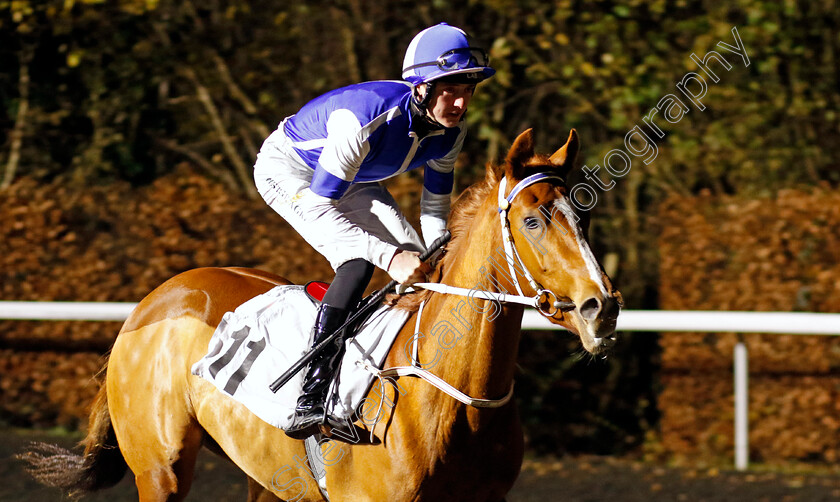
[2,301,839,470]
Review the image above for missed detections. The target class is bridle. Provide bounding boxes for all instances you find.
[371,172,580,410]
[414,172,576,317]
[496,172,576,317]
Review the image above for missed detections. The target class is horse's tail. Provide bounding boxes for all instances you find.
[16,361,128,498]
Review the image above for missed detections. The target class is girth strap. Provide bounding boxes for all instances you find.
[355,299,514,410]
[357,360,515,408]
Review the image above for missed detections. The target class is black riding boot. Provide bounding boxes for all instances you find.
[284,303,348,439]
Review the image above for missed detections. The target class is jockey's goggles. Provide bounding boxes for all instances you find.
[403,47,490,74]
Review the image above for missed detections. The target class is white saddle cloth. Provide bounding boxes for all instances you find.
[190,285,411,429]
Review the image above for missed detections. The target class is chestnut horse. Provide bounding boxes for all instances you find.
[21,129,621,501]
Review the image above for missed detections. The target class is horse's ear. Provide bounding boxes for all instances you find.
[549,129,579,176]
[505,128,535,179]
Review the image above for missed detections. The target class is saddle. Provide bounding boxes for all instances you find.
[303,280,329,303]
[191,282,411,434]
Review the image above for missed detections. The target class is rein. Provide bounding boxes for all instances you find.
[367,173,573,410]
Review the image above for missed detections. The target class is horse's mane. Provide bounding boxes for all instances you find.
[387,162,504,312]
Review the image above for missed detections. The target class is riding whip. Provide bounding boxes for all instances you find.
[269,230,451,393]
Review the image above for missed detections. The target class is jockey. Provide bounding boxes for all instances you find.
[253,22,495,439]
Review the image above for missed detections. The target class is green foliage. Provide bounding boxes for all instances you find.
[2,2,835,196]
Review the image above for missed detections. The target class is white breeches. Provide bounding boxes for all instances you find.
[253,127,425,271]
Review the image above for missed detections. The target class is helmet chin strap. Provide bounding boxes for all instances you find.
[423,111,445,129]
[411,82,447,131]
[411,82,433,111]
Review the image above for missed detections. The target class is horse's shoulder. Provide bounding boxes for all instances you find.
[121,267,293,332]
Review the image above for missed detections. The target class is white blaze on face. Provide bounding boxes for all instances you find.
[553,197,609,298]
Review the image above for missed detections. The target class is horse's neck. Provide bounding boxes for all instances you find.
[419,224,524,401]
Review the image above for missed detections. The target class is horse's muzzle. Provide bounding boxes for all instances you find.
[578,295,621,353]
[580,295,620,327]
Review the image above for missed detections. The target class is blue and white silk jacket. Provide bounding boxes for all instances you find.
[283,80,465,200]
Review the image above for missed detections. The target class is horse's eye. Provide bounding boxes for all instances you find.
[524,217,541,230]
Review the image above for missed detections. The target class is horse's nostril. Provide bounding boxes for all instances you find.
[602,296,621,319]
[579,297,601,321]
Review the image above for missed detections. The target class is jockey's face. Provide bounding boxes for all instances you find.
[421,82,476,128]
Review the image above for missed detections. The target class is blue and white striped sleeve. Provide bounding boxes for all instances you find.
[420,186,450,248]
[424,122,465,194]
[420,124,465,246]
[310,109,371,199]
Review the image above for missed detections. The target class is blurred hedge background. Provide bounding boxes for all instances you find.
[1,0,838,463]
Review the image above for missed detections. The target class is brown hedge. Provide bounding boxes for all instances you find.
[0,349,104,428]
[0,167,346,426]
[657,187,840,463]
[660,374,840,463]
[1,167,336,303]
[0,168,422,427]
